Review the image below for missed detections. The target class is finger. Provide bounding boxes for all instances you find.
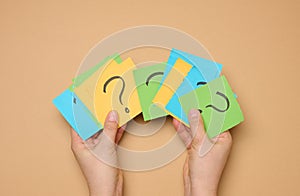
[70,128,85,152]
[91,130,101,139]
[172,118,181,130]
[103,110,119,143]
[188,109,206,149]
[173,118,193,136]
[116,124,127,144]
[85,135,101,149]
[85,130,102,146]
[173,118,192,148]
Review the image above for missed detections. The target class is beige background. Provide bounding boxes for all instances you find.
[0,0,299,195]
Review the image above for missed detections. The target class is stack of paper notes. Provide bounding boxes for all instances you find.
[53,48,244,140]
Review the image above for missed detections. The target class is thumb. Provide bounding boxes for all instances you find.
[103,110,119,143]
[91,111,119,167]
[188,109,206,150]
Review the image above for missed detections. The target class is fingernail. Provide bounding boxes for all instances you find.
[189,109,200,120]
[108,110,118,122]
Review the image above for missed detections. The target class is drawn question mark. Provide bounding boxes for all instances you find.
[205,91,230,112]
[103,76,130,113]
[195,82,230,113]
[145,71,164,86]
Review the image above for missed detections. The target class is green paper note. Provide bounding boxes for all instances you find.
[133,63,167,121]
[179,76,244,138]
[69,54,122,91]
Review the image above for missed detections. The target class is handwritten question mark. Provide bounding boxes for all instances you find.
[196,82,230,113]
[103,76,130,113]
[205,91,230,112]
[145,71,164,86]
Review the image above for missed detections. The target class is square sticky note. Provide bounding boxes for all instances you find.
[53,89,102,140]
[74,58,141,126]
[133,63,167,121]
[179,76,244,138]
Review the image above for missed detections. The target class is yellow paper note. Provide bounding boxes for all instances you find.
[94,58,141,125]
[153,58,192,107]
[74,58,141,126]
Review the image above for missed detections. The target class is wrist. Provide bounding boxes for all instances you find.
[191,188,217,196]
[191,182,218,196]
[89,190,115,196]
[89,186,116,196]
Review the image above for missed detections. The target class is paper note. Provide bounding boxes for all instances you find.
[160,48,219,84]
[133,63,167,121]
[53,89,102,140]
[70,54,122,90]
[165,48,223,122]
[169,48,222,95]
[75,58,141,126]
[153,58,192,107]
[179,76,244,138]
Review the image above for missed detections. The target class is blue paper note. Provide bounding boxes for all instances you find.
[164,48,223,122]
[53,89,102,140]
[160,48,221,85]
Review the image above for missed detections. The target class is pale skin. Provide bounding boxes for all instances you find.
[71,109,232,196]
[71,111,125,196]
[173,109,232,196]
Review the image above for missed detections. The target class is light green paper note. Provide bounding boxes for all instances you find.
[69,54,122,91]
[179,76,244,138]
[133,63,167,121]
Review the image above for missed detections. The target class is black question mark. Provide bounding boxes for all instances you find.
[205,91,230,112]
[198,91,230,113]
[196,81,230,113]
[145,72,164,86]
[103,76,130,113]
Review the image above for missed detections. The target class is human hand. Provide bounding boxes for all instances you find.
[173,109,232,196]
[71,111,126,196]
